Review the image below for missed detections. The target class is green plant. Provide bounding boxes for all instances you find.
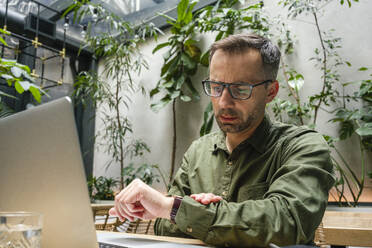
[122,163,162,188]
[272,0,371,206]
[150,0,201,181]
[87,176,118,201]
[0,29,46,117]
[69,3,160,189]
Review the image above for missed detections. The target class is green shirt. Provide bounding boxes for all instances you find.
[154,116,335,247]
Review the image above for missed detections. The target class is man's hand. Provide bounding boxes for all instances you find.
[109,179,174,222]
[190,193,222,205]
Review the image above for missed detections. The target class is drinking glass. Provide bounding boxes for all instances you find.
[0,212,42,248]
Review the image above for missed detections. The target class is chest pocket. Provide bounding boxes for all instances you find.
[237,182,269,202]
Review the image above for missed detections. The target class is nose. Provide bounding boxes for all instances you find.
[218,86,235,108]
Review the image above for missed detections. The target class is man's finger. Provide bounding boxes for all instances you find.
[109,207,117,216]
[201,193,213,204]
[119,201,136,222]
[196,193,206,202]
[211,195,223,202]
[116,193,137,222]
[127,202,145,213]
[115,195,126,222]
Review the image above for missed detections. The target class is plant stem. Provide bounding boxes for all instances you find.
[169,99,177,182]
[312,11,327,126]
[152,165,169,191]
[332,157,353,206]
[281,60,304,125]
[355,138,366,204]
[116,69,125,190]
[334,146,362,190]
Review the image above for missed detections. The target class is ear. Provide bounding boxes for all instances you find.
[265,81,279,103]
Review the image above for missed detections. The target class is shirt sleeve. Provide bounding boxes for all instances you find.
[153,152,194,238]
[158,131,335,247]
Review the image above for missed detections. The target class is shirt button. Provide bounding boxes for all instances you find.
[186,227,192,233]
[222,191,227,196]
[227,161,233,166]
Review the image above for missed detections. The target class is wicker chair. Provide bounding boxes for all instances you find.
[126,219,155,235]
[92,204,124,232]
[91,204,154,234]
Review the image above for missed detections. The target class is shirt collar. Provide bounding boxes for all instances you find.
[213,115,272,154]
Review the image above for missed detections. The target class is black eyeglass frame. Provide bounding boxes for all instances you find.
[202,79,273,100]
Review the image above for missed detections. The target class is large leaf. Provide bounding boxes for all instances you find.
[0,28,10,36]
[356,124,372,137]
[14,81,25,94]
[1,74,14,81]
[152,42,170,54]
[29,85,42,103]
[10,66,25,78]
[170,90,181,99]
[200,50,210,67]
[150,88,160,98]
[184,7,193,25]
[0,90,17,99]
[181,53,196,70]
[175,75,185,90]
[339,120,354,140]
[161,54,180,77]
[162,80,175,88]
[18,80,31,91]
[180,94,191,102]
[177,0,189,22]
[16,63,31,74]
[185,78,200,100]
[185,43,201,61]
[288,74,304,91]
[150,96,172,112]
[200,102,214,136]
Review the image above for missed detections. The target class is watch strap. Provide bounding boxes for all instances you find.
[170,196,183,224]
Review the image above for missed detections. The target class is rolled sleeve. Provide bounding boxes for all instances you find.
[175,196,216,240]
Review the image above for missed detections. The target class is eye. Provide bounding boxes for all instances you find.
[211,84,223,93]
[231,85,251,96]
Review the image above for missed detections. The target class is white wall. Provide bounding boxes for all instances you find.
[93,0,372,191]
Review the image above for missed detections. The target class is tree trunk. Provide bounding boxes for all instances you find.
[169,99,177,182]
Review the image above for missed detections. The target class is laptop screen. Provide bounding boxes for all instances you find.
[0,97,98,248]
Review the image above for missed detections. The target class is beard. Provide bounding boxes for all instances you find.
[215,108,257,133]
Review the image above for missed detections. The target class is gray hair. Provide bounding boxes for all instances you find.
[209,33,281,80]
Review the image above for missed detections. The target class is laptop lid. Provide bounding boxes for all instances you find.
[0,96,98,248]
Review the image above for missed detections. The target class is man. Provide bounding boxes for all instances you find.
[109,33,335,247]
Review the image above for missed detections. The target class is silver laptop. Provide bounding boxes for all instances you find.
[0,96,98,248]
[0,96,205,248]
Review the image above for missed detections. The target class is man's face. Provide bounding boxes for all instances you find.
[209,49,271,134]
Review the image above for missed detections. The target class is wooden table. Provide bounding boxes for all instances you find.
[93,204,372,246]
[322,210,372,246]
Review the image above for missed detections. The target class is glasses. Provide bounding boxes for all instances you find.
[202,79,272,100]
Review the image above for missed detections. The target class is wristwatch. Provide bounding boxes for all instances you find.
[170,196,183,224]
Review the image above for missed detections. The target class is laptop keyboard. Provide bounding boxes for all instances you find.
[98,242,128,248]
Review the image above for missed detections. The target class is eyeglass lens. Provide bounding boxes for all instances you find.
[204,81,252,99]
